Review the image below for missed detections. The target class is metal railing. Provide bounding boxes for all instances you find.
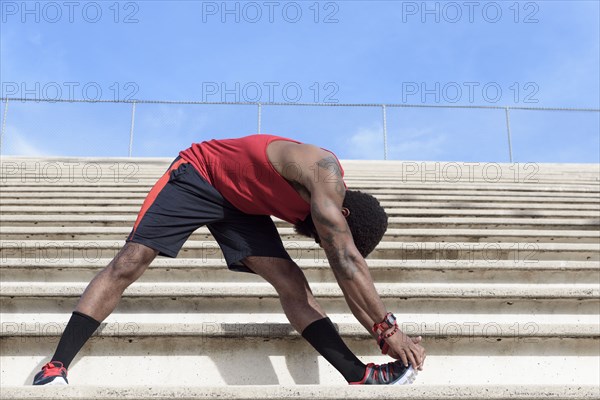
[1,97,599,161]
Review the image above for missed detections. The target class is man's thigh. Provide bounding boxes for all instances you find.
[127,158,226,258]
[207,214,293,274]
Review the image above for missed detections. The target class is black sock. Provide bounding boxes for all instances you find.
[301,317,366,382]
[51,311,101,369]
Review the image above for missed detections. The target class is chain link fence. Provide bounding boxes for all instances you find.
[1,97,598,162]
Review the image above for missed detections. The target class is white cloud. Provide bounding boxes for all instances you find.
[2,126,50,156]
[347,124,447,161]
[347,124,384,159]
[388,128,447,160]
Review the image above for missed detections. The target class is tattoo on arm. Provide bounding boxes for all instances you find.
[329,245,359,280]
[311,199,357,280]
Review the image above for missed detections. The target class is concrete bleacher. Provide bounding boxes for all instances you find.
[1,157,599,399]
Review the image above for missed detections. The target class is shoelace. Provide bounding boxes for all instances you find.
[375,361,399,383]
[41,362,63,376]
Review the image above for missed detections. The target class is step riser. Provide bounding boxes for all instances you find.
[1,245,596,261]
[3,199,600,211]
[3,386,600,400]
[3,219,598,231]
[4,194,600,205]
[2,179,598,189]
[3,208,598,218]
[2,337,598,386]
[2,177,596,187]
[3,268,599,285]
[2,174,598,184]
[4,232,599,243]
[0,192,598,205]
[4,298,598,316]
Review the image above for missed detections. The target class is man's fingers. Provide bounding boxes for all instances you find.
[411,336,422,344]
[407,343,420,367]
[413,345,424,367]
[412,345,423,368]
[399,350,409,368]
[406,348,418,370]
[416,350,424,370]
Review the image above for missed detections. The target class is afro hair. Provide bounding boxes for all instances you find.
[294,190,388,258]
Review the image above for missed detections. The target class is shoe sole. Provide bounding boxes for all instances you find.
[391,365,417,385]
[40,377,68,386]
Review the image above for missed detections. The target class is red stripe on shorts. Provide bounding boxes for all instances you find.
[131,158,187,235]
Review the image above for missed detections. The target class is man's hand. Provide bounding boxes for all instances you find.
[384,331,426,371]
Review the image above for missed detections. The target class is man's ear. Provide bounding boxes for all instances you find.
[341,207,350,218]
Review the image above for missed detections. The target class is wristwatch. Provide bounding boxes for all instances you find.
[372,312,397,335]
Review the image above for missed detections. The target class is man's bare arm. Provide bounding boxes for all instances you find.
[311,194,389,332]
[305,155,387,331]
[303,154,425,369]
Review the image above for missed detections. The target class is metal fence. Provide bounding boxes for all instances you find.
[1,97,599,161]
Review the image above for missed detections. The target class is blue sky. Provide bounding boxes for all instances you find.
[1,0,599,162]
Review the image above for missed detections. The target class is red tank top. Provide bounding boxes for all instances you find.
[178,134,345,224]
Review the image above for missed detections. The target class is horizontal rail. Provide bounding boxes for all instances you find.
[2,97,599,113]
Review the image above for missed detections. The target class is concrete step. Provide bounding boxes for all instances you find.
[2,205,599,219]
[3,281,596,300]
[3,155,598,168]
[2,168,596,182]
[2,303,599,386]
[2,226,599,244]
[1,215,599,230]
[0,192,599,208]
[2,259,598,285]
[3,282,597,317]
[0,183,599,197]
[3,192,600,205]
[0,161,598,180]
[8,294,595,317]
[1,158,598,391]
[1,240,597,261]
[3,335,598,386]
[3,198,599,211]
[2,385,599,399]
[3,313,598,338]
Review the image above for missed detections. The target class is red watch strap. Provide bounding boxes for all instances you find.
[372,312,397,335]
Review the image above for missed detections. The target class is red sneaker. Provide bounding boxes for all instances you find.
[32,361,68,385]
[349,361,417,385]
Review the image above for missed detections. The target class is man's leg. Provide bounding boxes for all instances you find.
[51,242,158,368]
[242,256,366,382]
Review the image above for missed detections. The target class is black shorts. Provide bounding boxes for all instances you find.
[126,156,292,273]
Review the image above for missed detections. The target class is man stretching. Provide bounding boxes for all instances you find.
[32,134,426,385]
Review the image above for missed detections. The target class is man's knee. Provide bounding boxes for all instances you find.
[107,242,158,282]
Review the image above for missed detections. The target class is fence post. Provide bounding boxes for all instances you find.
[382,105,388,160]
[257,103,262,134]
[504,106,513,162]
[128,101,136,157]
